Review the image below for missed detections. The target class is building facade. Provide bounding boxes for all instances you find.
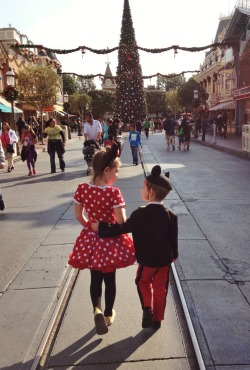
[194,1,250,133]
[0,26,63,129]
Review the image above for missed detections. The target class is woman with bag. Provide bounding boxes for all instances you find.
[0,122,18,172]
[20,124,37,176]
[43,118,65,173]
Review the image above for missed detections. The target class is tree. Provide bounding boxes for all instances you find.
[114,0,146,123]
[177,78,208,112]
[166,90,183,118]
[62,74,78,95]
[69,93,91,120]
[77,77,96,94]
[17,65,61,142]
[88,90,115,118]
[145,90,166,117]
[157,75,185,91]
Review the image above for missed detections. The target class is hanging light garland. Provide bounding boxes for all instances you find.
[11,41,235,55]
[58,70,200,80]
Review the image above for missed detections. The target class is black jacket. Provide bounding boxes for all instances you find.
[98,204,178,267]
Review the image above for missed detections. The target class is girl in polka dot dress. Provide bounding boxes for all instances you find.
[68,144,136,335]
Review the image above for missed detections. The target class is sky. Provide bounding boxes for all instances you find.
[0,0,235,88]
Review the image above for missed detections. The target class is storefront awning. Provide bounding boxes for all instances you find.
[209,101,235,111]
[43,104,64,113]
[0,97,23,113]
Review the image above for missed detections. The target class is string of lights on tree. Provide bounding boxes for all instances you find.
[58,70,200,80]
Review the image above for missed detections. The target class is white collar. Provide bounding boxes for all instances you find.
[146,201,163,206]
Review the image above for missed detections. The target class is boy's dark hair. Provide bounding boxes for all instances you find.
[145,180,170,200]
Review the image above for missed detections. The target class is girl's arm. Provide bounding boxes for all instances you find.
[75,203,88,227]
[114,206,126,225]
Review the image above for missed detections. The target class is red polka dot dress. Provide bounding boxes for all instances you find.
[68,182,136,272]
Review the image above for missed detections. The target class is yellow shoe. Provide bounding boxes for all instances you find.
[94,307,108,335]
[105,309,116,326]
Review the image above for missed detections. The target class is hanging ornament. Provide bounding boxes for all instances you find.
[81,48,86,58]
[174,47,178,58]
[127,55,131,61]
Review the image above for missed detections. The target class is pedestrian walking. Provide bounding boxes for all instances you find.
[43,118,66,173]
[103,119,110,142]
[20,124,37,176]
[16,116,26,140]
[177,123,185,150]
[108,118,122,155]
[104,134,120,157]
[0,140,5,211]
[129,124,142,165]
[143,118,150,139]
[136,120,142,135]
[183,119,192,151]
[163,115,175,150]
[68,144,136,335]
[201,118,208,141]
[0,122,18,172]
[84,113,102,142]
[92,165,178,330]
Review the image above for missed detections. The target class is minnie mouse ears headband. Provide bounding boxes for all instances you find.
[146,165,172,191]
[101,143,119,171]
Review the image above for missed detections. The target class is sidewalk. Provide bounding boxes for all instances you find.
[192,132,250,160]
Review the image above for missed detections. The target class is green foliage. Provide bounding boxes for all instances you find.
[157,75,184,91]
[88,90,115,118]
[76,77,96,93]
[62,74,78,95]
[166,90,182,117]
[145,90,166,116]
[177,78,208,112]
[69,93,91,117]
[17,65,61,111]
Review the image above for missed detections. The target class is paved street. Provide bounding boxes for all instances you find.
[0,132,250,369]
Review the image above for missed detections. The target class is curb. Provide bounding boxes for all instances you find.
[191,138,250,160]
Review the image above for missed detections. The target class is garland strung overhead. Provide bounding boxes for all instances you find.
[58,70,200,80]
[12,41,235,55]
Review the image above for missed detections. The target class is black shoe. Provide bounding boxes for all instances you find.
[135,162,138,165]
[153,321,161,330]
[7,167,11,173]
[0,195,5,211]
[142,307,153,328]
[10,165,14,171]
[51,170,56,174]
[61,168,65,172]
[172,146,175,151]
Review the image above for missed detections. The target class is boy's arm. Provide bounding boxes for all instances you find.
[98,216,133,238]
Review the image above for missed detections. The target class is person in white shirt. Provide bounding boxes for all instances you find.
[84,113,102,141]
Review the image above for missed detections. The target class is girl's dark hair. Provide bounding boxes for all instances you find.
[23,123,36,136]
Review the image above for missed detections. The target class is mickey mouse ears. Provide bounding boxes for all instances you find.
[146,165,172,190]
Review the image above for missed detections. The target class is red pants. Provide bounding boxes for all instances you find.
[135,265,170,321]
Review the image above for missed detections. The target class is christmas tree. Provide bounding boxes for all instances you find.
[114,0,146,124]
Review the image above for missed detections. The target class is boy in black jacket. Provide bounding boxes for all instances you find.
[92,165,178,330]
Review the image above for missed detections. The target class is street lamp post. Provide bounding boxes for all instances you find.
[63,92,71,139]
[193,89,199,139]
[5,68,17,130]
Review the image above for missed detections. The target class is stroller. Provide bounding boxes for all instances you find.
[82,140,100,175]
